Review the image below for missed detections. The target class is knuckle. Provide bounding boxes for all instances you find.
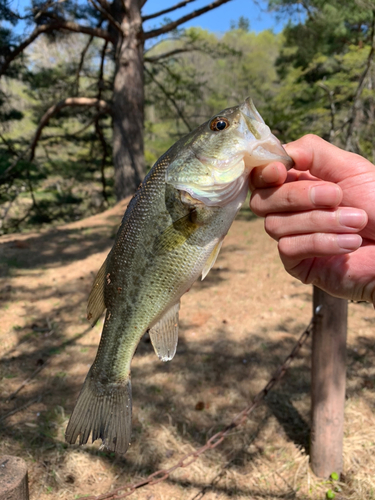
[264,216,280,238]
[249,193,265,216]
[303,133,321,145]
[309,210,331,229]
[309,210,321,226]
[284,188,301,207]
[278,236,294,257]
[310,232,323,252]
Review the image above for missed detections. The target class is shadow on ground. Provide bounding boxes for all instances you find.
[1,201,374,499]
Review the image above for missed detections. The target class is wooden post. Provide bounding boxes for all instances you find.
[0,456,29,500]
[310,286,348,478]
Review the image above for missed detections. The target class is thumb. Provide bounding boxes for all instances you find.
[285,134,373,184]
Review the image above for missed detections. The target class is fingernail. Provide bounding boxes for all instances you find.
[310,185,341,206]
[338,208,367,229]
[337,234,362,250]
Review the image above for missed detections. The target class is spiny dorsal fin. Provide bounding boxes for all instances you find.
[87,257,108,327]
[201,238,224,280]
[149,302,180,362]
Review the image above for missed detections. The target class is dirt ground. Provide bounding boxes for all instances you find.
[1,199,375,500]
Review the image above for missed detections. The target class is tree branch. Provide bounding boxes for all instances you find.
[318,82,336,143]
[345,10,375,152]
[95,119,109,203]
[0,21,114,77]
[75,35,94,94]
[88,0,124,35]
[29,97,112,162]
[94,40,109,205]
[142,0,198,21]
[1,98,112,181]
[97,40,109,101]
[40,113,105,141]
[144,47,194,62]
[74,19,104,94]
[145,66,192,131]
[0,133,18,156]
[142,0,233,40]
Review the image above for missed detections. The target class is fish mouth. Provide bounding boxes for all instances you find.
[239,98,294,170]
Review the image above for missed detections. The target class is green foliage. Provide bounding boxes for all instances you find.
[269,0,375,152]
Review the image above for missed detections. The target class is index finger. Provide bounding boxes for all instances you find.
[250,162,319,191]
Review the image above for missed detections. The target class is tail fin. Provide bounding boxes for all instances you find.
[65,371,132,455]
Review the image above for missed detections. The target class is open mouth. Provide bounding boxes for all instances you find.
[239,100,294,169]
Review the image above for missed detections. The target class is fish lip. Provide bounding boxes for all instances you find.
[238,98,294,170]
[240,97,266,126]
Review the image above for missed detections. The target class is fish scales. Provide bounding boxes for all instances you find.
[65,98,293,454]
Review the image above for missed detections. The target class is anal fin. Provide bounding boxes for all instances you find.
[149,302,180,362]
[201,238,224,280]
[87,256,108,326]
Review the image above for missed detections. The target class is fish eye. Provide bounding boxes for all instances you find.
[210,117,230,132]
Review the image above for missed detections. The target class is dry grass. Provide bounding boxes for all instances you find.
[1,200,375,500]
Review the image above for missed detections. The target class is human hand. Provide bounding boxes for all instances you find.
[250,134,375,306]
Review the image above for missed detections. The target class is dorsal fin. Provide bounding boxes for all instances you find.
[149,302,180,362]
[87,257,108,327]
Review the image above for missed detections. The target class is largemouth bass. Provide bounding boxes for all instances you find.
[65,98,293,454]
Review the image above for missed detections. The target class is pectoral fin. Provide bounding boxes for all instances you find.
[149,302,180,361]
[87,257,108,326]
[155,212,199,255]
[201,238,224,280]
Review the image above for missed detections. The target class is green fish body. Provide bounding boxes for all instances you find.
[65,98,293,454]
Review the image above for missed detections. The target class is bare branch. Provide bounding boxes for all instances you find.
[142,0,233,40]
[318,82,336,143]
[29,97,112,162]
[144,47,194,62]
[95,120,109,203]
[40,113,104,140]
[7,360,51,402]
[145,66,192,131]
[97,40,109,100]
[346,10,375,152]
[0,395,45,423]
[0,21,114,77]
[1,98,112,181]
[75,35,94,94]
[0,133,18,156]
[94,0,111,11]
[74,19,105,94]
[88,0,124,35]
[33,0,68,22]
[142,0,198,21]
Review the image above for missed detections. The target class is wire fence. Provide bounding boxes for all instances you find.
[78,318,313,500]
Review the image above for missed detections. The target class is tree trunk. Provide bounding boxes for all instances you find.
[112,0,145,200]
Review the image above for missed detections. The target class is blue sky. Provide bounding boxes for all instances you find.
[142,0,286,34]
[7,0,290,36]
